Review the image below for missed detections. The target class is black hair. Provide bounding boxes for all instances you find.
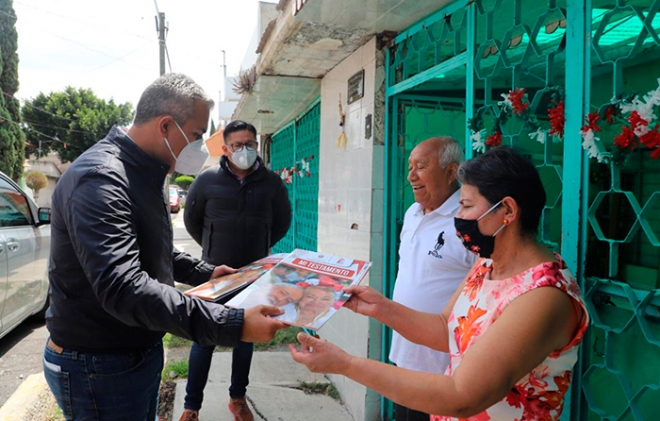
[457,146,546,235]
[223,120,257,143]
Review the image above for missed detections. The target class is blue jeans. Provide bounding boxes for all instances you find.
[43,339,163,421]
[183,341,253,411]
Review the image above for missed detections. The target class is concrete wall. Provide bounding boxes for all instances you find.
[317,36,385,421]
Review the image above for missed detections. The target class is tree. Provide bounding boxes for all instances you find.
[0,0,26,181]
[173,175,195,190]
[22,87,134,163]
[25,170,47,199]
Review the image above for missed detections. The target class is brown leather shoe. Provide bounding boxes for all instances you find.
[228,397,254,421]
[178,409,199,421]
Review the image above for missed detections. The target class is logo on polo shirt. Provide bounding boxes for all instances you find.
[428,231,445,259]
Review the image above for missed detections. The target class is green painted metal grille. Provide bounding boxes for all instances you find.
[271,124,296,253]
[382,0,660,420]
[578,1,660,420]
[270,102,320,254]
[293,103,320,252]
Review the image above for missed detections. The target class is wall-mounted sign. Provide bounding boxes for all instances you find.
[347,69,365,105]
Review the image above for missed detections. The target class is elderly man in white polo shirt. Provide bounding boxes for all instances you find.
[389,136,477,421]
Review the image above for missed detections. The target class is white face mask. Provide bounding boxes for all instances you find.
[230,148,258,170]
[163,121,209,175]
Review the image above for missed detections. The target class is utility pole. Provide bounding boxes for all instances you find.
[156,12,167,76]
[220,50,227,126]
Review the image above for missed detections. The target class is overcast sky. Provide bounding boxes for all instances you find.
[13,0,273,126]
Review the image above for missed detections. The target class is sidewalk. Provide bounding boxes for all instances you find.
[171,351,354,421]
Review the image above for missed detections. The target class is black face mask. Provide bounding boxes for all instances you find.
[454,200,506,258]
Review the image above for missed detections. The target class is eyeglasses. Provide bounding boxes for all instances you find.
[228,141,258,153]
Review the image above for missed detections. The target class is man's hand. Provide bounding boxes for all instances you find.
[240,305,288,343]
[212,265,237,278]
[343,285,388,318]
[289,333,352,375]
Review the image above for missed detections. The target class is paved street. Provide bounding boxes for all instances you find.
[172,209,201,259]
[0,209,197,407]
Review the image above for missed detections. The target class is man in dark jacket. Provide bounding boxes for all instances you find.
[43,74,287,421]
[179,120,292,421]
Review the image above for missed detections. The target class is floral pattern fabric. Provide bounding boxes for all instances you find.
[432,255,589,421]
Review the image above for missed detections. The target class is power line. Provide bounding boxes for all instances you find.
[3,5,155,75]
[0,115,86,153]
[13,0,155,43]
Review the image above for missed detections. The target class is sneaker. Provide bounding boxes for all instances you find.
[228,397,254,421]
[178,409,199,421]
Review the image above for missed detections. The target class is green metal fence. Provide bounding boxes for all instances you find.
[384,0,660,420]
[270,101,320,254]
[271,124,296,253]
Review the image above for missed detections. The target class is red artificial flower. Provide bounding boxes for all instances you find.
[613,126,638,150]
[605,105,617,124]
[548,100,565,139]
[485,130,503,147]
[628,110,649,131]
[639,125,660,159]
[581,112,601,133]
[509,88,529,115]
[652,147,660,159]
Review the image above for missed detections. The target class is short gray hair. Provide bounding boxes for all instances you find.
[134,73,214,125]
[433,136,464,168]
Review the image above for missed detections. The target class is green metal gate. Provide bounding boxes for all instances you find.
[270,101,320,254]
[384,0,660,420]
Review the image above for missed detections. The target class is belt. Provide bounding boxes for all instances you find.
[47,338,64,354]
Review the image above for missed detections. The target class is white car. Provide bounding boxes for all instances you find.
[0,171,51,340]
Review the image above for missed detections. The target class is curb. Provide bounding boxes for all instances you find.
[0,372,50,421]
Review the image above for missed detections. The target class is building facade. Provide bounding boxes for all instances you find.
[233,1,660,420]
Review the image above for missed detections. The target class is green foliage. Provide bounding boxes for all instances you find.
[173,175,195,190]
[253,326,302,351]
[162,333,192,348]
[21,87,134,163]
[162,359,189,381]
[25,170,47,197]
[0,0,26,181]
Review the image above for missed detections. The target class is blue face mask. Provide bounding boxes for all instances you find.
[454,200,507,258]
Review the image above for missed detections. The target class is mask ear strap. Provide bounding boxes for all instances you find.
[477,200,503,221]
[492,222,507,237]
[174,121,191,145]
[163,137,177,160]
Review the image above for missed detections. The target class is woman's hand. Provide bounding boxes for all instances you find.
[343,285,388,318]
[289,333,353,375]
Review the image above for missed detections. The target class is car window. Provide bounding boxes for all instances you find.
[0,178,32,227]
[169,188,179,198]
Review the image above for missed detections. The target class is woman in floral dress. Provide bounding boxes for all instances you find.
[290,146,589,421]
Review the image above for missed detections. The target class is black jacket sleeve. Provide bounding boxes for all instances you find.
[172,248,215,286]
[66,169,242,347]
[184,173,206,246]
[270,177,292,246]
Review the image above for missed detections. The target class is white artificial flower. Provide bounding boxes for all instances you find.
[581,128,607,162]
[470,129,487,154]
[528,128,546,144]
[497,93,512,109]
[634,124,650,137]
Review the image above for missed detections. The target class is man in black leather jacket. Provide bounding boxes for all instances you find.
[179,120,291,421]
[43,74,287,421]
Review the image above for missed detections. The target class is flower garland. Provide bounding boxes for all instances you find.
[273,155,315,184]
[468,87,565,153]
[580,78,660,162]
